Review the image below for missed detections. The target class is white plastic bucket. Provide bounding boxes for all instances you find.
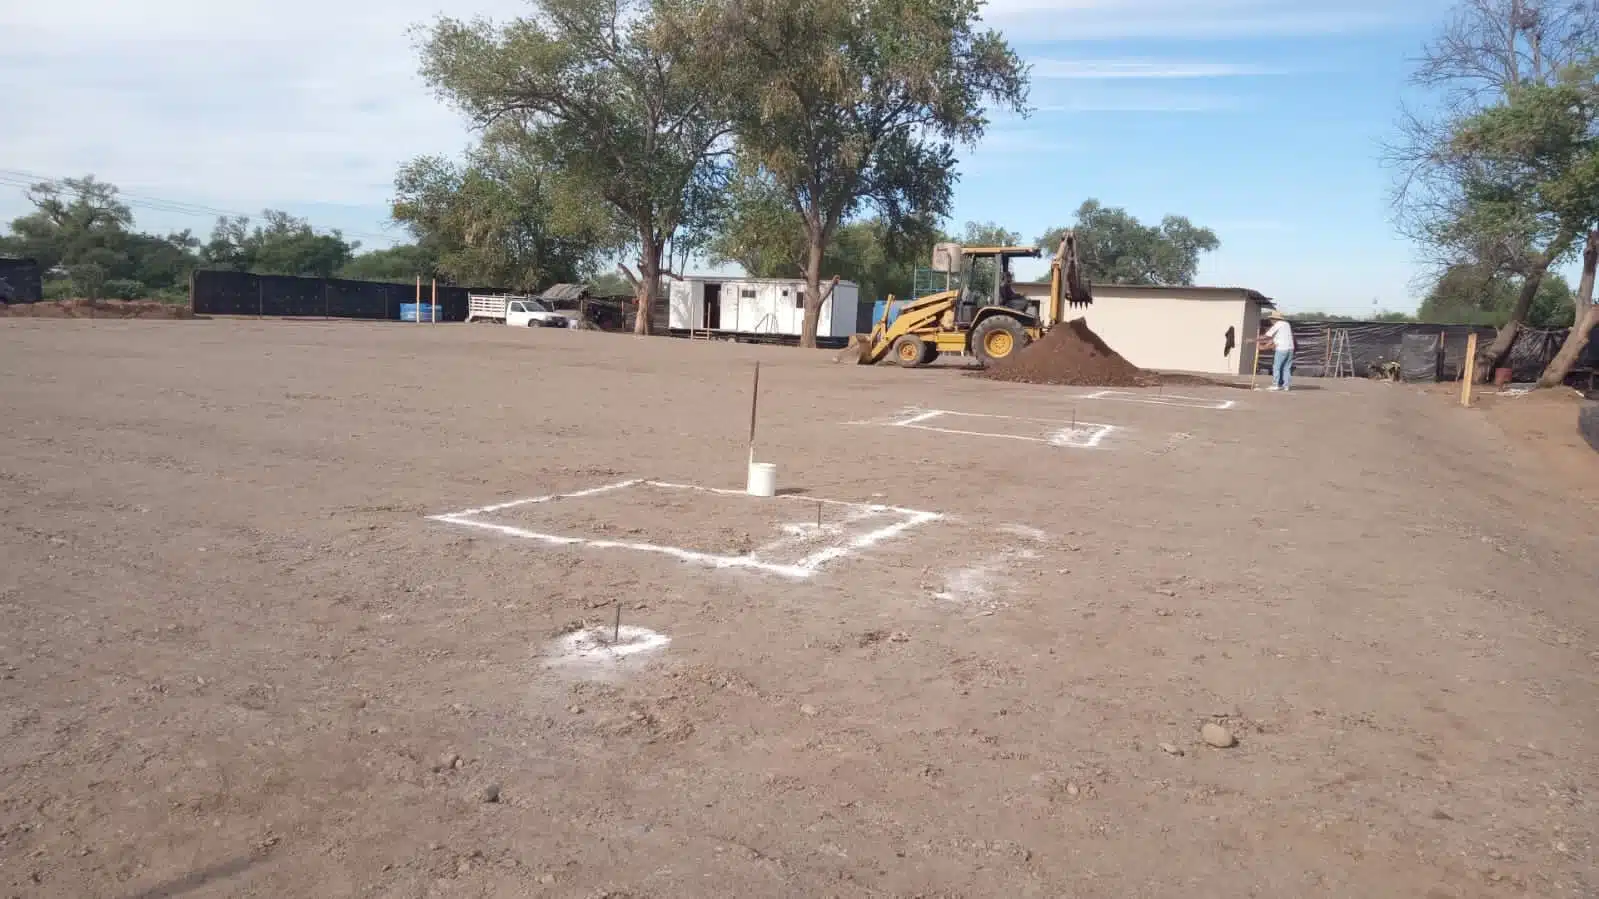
[746,462,777,497]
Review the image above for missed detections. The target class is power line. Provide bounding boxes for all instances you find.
[0,168,403,245]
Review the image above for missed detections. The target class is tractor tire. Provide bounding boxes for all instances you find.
[918,342,940,365]
[892,335,933,368]
[972,316,1030,368]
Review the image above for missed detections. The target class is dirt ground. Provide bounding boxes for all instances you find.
[1,319,1595,899]
[1440,383,1599,505]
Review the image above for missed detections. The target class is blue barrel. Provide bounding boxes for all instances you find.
[399,303,439,322]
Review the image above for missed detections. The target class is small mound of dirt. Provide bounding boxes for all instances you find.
[978,318,1154,387]
[0,299,196,320]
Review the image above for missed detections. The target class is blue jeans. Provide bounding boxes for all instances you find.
[1272,349,1294,389]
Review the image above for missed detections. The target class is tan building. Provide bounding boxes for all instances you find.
[1017,282,1275,376]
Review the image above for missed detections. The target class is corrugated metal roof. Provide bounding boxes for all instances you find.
[538,283,588,302]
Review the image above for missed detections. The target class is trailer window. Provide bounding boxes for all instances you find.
[794,289,805,309]
[741,288,756,299]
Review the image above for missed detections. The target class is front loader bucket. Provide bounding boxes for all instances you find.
[834,333,883,365]
[833,335,867,364]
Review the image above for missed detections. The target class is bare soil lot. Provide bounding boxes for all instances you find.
[1,319,1596,898]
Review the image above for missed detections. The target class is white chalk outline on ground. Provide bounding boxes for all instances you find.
[546,625,671,670]
[430,479,942,580]
[1077,390,1237,410]
[881,408,1117,449]
[932,524,1051,611]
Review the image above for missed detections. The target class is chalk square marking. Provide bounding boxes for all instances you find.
[882,408,1116,449]
[429,479,941,579]
[1078,390,1237,410]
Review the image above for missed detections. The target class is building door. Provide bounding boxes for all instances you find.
[703,284,722,329]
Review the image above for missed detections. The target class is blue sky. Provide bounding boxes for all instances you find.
[2,0,1457,314]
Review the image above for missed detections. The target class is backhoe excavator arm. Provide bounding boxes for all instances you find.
[1046,232,1092,327]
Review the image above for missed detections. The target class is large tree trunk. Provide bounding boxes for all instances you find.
[1482,231,1577,372]
[1481,266,1546,375]
[799,232,824,349]
[634,240,662,336]
[1538,229,1599,388]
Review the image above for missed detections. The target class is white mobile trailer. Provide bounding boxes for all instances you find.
[668,277,859,339]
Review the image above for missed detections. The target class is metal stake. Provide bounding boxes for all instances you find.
[613,601,622,644]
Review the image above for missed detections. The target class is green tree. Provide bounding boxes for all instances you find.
[719,0,1028,347]
[202,211,356,278]
[1389,0,1599,369]
[832,217,942,303]
[392,144,607,291]
[1418,263,1516,324]
[1420,264,1577,326]
[4,176,134,273]
[705,169,807,279]
[1,176,198,298]
[338,244,438,284]
[1038,200,1219,286]
[416,0,732,334]
[1442,71,1599,381]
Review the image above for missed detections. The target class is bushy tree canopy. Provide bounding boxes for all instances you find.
[1038,200,1219,286]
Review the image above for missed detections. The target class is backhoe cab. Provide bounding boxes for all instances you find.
[854,233,1092,368]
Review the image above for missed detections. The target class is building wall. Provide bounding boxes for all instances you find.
[1072,291,1255,375]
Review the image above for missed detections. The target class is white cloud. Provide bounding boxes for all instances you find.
[1031,60,1279,79]
[0,0,530,241]
[983,0,1411,41]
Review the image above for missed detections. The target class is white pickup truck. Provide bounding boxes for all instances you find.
[466,294,574,327]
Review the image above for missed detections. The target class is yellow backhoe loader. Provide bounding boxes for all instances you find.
[854,233,1092,367]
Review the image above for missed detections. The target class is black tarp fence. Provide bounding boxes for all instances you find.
[190,270,512,322]
[1267,319,1599,383]
[0,257,44,303]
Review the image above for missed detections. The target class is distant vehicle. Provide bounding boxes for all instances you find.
[506,297,574,328]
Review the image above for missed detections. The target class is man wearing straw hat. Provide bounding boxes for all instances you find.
[1257,309,1296,391]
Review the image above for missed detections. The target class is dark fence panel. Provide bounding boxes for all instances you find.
[0,258,44,303]
[192,270,491,322]
[1274,319,1599,383]
[326,278,390,320]
[258,275,324,317]
[191,270,259,316]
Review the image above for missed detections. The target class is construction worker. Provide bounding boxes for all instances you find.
[999,266,1027,312]
[1257,309,1296,391]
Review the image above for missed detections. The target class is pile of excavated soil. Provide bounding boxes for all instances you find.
[0,300,196,319]
[978,317,1155,387]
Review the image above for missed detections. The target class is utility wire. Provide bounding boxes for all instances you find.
[0,168,402,245]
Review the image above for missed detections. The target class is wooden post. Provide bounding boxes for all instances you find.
[1249,339,1262,390]
[748,362,761,466]
[414,276,421,324]
[1461,332,1479,406]
[431,278,437,325]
